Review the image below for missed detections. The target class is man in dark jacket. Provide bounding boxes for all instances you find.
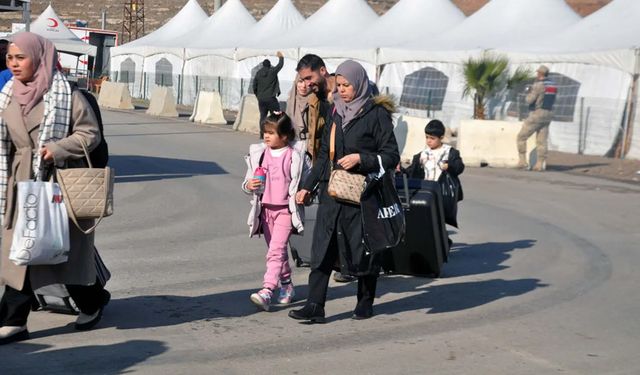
[295,54,334,162]
[253,51,284,138]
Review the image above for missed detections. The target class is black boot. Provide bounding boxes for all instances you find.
[353,276,377,320]
[288,303,326,324]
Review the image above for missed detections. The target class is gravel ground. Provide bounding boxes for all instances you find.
[547,150,640,185]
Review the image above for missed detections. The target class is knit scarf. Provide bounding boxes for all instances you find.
[0,71,72,224]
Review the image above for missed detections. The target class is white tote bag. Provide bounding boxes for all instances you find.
[9,180,70,266]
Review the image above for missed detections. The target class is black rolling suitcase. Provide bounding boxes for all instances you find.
[32,248,111,315]
[381,176,450,278]
[289,200,317,267]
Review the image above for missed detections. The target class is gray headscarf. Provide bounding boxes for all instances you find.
[333,60,372,128]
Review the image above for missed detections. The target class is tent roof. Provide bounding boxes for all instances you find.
[508,0,640,53]
[242,0,304,44]
[503,0,640,74]
[360,0,465,48]
[124,0,208,47]
[30,5,97,56]
[283,0,377,47]
[310,0,465,62]
[235,0,305,59]
[434,0,580,50]
[176,0,255,50]
[240,0,378,59]
[380,0,580,64]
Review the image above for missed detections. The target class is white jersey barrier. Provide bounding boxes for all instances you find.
[98,81,134,110]
[233,94,261,134]
[146,87,179,117]
[457,119,537,168]
[190,91,227,125]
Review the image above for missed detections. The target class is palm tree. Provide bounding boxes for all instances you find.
[462,54,532,120]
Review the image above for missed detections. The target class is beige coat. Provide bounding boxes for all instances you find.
[0,91,101,291]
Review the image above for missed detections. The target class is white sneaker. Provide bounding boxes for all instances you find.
[277,283,295,305]
[0,325,29,345]
[250,288,272,312]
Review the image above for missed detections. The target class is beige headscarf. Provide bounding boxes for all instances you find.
[286,74,310,136]
[11,32,57,115]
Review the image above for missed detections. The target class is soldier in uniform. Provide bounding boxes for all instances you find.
[517,65,557,171]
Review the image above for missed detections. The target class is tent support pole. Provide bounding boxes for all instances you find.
[621,73,638,159]
[179,48,187,104]
[375,48,381,84]
[578,97,585,154]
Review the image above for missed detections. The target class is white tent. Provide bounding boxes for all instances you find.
[378,0,580,134]
[380,0,580,64]
[309,0,466,65]
[178,0,256,107]
[505,0,640,74]
[236,0,305,59]
[235,0,305,108]
[111,0,207,56]
[31,5,97,56]
[501,0,640,156]
[110,0,208,99]
[238,0,378,79]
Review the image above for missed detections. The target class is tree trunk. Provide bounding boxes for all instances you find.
[475,95,485,120]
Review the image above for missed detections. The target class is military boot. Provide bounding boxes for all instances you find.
[532,159,546,172]
[517,153,528,169]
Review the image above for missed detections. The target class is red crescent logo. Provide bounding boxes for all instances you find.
[47,18,59,28]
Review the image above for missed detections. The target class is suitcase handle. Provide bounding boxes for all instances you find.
[401,174,411,209]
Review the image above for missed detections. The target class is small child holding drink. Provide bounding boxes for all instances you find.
[242,112,311,311]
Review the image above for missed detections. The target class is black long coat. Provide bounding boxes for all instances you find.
[302,96,400,276]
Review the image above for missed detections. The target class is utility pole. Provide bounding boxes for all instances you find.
[22,0,31,32]
[101,9,107,30]
[122,0,145,43]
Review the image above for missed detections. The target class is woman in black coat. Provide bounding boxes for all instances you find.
[290,60,399,323]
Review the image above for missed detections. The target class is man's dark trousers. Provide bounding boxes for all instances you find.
[258,97,281,139]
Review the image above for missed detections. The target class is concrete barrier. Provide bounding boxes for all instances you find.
[457,119,537,168]
[97,81,134,110]
[190,91,227,125]
[146,87,178,117]
[233,94,261,134]
[394,115,430,163]
[394,115,455,164]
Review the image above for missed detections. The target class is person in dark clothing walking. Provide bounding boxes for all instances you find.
[289,60,399,323]
[253,51,284,138]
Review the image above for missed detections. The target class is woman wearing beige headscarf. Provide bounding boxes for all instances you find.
[285,74,310,139]
[0,32,110,345]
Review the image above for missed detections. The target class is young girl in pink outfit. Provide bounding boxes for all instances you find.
[242,112,311,311]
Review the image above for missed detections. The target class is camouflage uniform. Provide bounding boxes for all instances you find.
[517,71,556,169]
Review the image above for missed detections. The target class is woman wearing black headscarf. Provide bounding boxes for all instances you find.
[290,60,399,323]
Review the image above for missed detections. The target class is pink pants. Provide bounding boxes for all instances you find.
[261,204,292,290]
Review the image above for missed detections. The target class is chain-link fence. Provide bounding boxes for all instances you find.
[110,67,294,111]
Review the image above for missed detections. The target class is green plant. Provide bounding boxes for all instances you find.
[462,54,534,119]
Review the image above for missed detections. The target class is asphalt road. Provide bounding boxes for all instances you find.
[1,109,639,374]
